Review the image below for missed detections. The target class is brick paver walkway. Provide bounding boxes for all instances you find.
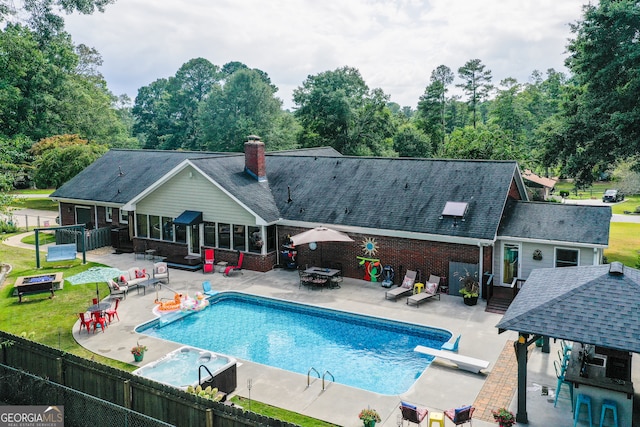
[473,340,518,423]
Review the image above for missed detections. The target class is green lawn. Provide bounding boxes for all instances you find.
[605,222,640,267]
[554,180,611,199]
[21,231,56,246]
[0,235,340,426]
[10,198,59,211]
[9,189,53,195]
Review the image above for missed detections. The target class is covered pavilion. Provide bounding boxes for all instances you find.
[496,262,640,423]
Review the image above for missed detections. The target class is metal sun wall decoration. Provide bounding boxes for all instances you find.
[361,237,378,257]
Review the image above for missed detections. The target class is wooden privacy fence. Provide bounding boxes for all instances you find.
[55,225,112,251]
[0,332,298,427]
[0,364,173,427]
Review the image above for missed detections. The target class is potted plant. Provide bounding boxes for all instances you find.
[458,269,479,305]
[131,342,147,362]
[358,408,381,427]
[492,407,515,427]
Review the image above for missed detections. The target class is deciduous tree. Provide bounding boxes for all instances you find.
[293,66,395,155]
[32,141,107,188]
[549,0,640,184]
[199,68,282,152]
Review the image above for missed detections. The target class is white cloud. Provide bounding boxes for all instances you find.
[64,0,586,109]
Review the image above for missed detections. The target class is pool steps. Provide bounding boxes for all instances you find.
[158,310,196,327]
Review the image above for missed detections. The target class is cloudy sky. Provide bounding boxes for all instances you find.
[64,0,589,110]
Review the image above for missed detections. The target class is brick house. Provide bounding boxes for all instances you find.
[50,137,611,298]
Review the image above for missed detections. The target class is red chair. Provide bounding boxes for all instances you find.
[92,313,107,333]
[106,299,120,322]
[203,248,215,274]
[78,312,93,334]
[224,251,244,276]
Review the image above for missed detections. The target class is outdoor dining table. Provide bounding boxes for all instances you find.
[87,302,111,313]
[303,267,342,290]
[304,267,341,278]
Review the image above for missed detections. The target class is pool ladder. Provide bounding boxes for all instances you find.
[307,367,334,390]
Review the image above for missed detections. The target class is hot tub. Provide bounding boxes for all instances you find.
[132,346,237,393]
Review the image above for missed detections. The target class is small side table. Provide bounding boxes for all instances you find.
[145,249,156,260]
[216,262,228,273]
[428,412,444,427]
[439,276,448,294]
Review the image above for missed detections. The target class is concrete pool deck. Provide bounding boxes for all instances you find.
[5,233,636,426]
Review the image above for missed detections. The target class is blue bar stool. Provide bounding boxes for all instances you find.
[599,399,618,427]
[554,360,574,411]
[574,394,593,427]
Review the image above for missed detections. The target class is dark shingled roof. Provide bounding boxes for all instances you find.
[51,150,224,204]
[496,263,640,353]
[264,155,519,240]
[51,148,522,239]
[50,147,340,206]
[498,200,611,245]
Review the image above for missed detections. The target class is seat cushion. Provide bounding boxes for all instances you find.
[401,277,414,288]
[425,282,438,295]
[401,401,416,411]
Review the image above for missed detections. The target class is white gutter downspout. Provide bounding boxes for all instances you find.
[94,204,98,230]
[478,242,484,299]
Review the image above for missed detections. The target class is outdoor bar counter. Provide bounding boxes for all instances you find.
[565,342,633,425]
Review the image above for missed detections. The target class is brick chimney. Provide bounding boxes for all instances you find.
[244,135,266,182]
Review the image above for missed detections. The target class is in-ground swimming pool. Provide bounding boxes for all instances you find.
[132,346,237,391]
[137,292,450,394]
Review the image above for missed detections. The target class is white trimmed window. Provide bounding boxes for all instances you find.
[555,248,579,268]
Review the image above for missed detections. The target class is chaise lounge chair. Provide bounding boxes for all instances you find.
[406,275,440,307]
[385,270,418,301]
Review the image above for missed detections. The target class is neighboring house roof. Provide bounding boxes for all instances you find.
[522,169,557,189]
[498,200,611,246]
[496,263,640,353]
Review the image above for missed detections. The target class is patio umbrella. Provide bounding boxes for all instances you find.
[67,267,125,301]
[290,226,354,266]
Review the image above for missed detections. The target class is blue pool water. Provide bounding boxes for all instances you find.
[137,292,450,394]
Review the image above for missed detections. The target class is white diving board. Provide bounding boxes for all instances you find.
[414,345,490,374]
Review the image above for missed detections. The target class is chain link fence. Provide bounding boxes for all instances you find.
[1,212,59,231]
